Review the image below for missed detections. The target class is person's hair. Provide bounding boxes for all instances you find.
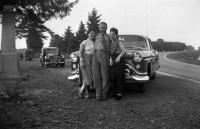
[110,27,118,35]
[87,29,96,35]
[99,22,107,27]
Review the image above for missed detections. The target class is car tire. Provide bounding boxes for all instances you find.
[45,64,49,68]
[61,63,65,67]
[150,72,156,80]
[137,83,147,93]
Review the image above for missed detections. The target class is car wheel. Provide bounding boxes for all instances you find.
[137,83,147,93]
[45,64,49,68]
[61,63,65,67]
[150,72,156,80]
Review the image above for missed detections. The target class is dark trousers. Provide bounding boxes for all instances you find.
[110,55,125,95]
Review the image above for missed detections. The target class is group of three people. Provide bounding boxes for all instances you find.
[79,22,125,101]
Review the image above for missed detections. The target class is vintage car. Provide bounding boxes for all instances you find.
[68,35,159,92]
[40,47,65,67]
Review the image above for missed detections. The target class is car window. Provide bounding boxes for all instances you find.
[123,36,147,50]
[46,48,58,54]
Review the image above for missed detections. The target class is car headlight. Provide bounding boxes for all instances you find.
[45,56,49,59]
[61,55,65,58]
[71,57,78,62]
[133,52,143,62]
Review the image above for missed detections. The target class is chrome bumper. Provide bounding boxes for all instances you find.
[68,69,79,80]
[125,75,149,83]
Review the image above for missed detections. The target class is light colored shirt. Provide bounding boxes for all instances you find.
[80,39,94,54]
[94,33,111,53]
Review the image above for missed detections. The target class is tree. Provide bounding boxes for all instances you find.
[87,8,101,33]
[26,27,43,52]
[49,34,64,51]
[76,21,87,45]
[0,0,79,38]
[63,26,76,53]
[157,39,164,43]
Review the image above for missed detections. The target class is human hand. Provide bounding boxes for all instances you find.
[80,58,84,66]
[110,58,113,66]
[115,56,121,63]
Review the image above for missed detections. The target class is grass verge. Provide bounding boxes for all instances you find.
[167,50,200,65]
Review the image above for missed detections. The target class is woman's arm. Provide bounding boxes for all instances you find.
[115,41,125,63]
[79,42,85,66]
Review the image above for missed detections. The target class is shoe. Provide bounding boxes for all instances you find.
[78,88,84,98]
[85,88,90,99]
[115,93,122,100]
[85,94,90,99]
[89,87,95,92]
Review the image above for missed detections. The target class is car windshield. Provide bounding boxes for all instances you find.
[45,48,58,54]
[123,36,147,50]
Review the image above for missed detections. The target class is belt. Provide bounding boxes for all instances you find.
[94,49,110,54]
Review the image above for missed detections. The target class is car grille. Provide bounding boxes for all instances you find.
[57,56,61,61]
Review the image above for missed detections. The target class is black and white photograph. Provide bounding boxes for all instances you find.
[0,0,200,129]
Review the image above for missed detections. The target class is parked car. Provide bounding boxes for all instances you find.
[68,35,159,92]
[40,47,65,67]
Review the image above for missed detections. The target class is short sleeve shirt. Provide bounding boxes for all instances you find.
[94,33,111,53]
[80,39,94,54]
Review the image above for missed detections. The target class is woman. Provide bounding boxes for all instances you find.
[79,30,95,98]
[109,27,125,100]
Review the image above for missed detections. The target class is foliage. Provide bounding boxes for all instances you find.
[167,50,200,65]
[152,40,187,51]
[76,21,87,45]
[49,34,64,51]
[87,8,101,33]
[26,27,43,51]
[63,26,77,53]
[0,0,78,38]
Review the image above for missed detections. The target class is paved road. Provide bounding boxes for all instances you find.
[158,52,200,82]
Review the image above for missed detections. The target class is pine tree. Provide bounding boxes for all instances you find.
[87,8,101,33]
[49,34,64,52]
[63,26,76,53]
[0,0,79,38]
[26,27,43,52]
[76,21,87,45]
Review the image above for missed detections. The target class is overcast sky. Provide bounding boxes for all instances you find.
[0,0,200,49]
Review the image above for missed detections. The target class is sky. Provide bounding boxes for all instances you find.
[0,0,200,49]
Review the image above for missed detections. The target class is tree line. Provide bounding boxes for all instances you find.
[1,1,195,52]
[49,8,101,53]
[151,39,194,52]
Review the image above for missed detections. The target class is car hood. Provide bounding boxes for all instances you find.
[46,53,58,56]
[124,49,152,58]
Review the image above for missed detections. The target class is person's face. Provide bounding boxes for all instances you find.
[109,31,118,41]
[98,23,107,34]
[88,31,95,41]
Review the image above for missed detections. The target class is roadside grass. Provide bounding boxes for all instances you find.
[167,50,200,65]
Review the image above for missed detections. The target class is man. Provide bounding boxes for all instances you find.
[92,22,111,101]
